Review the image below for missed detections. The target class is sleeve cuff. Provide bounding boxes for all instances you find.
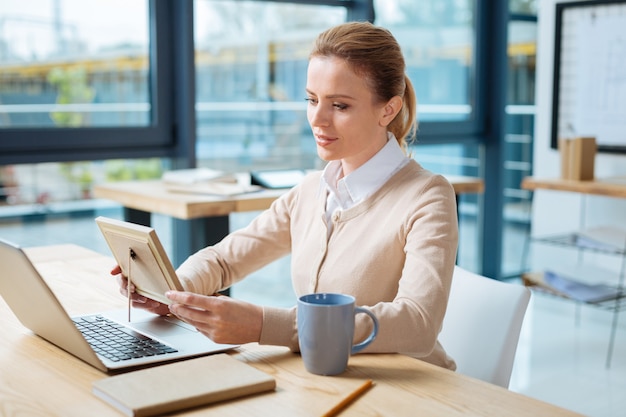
[259,305,299,351]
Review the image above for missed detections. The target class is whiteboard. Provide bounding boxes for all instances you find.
[551,0,626,153]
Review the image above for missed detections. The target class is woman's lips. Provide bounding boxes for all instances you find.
[315,134,337,147]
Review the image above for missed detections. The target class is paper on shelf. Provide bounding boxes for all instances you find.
[574,226,626,252]
[544,269,621,303]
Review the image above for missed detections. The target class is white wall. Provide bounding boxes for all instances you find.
[531,0,626,271]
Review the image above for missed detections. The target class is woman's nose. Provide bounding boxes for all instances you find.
[308,105,329,127]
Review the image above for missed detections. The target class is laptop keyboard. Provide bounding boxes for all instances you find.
[73,315,178,362]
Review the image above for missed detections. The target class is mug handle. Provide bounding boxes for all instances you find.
[351,307,379,354]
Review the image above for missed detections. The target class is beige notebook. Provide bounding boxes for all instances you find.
[92,354,276,417]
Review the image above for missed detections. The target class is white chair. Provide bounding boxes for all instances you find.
[438,266,531,388]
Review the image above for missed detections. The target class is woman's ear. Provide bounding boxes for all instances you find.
[379,96,403,127]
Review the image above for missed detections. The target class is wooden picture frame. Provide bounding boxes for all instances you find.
[95,216,184,305]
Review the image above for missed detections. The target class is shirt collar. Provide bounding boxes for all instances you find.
[321,132,409,207]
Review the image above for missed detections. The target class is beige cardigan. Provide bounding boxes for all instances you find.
[176,160,458,370]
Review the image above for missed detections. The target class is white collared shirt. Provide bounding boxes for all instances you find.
[321,132,410,237]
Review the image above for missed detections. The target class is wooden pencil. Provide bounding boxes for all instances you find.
[321,379,373,417]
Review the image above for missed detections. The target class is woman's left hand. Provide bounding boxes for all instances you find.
[166,291,263,345]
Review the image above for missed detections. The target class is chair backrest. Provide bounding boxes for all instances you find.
[439,266,531,388]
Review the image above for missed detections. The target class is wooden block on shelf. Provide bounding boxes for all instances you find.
[557,137,596,181]
[569,137,596,181]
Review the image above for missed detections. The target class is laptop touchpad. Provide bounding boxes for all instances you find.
[131,316,198,336]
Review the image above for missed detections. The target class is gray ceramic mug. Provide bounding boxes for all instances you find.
[297,293,379,375]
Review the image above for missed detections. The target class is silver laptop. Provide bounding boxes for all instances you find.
[0,237,236,373]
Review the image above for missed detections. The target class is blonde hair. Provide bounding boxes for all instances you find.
[310,21,417,150]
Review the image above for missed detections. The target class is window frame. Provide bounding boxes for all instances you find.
[0,0,175,165]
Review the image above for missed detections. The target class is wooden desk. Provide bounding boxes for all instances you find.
[94,175,484,266]
[0,244,581,417]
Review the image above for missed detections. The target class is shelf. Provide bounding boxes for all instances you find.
[531,227,626,256]
[521,176,626,198]
[521,176,626,367]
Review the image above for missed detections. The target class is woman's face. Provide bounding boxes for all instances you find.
[306,56,393,176]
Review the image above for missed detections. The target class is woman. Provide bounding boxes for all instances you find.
[114,21,458,370]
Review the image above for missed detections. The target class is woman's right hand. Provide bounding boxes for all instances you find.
[110,265,170,316]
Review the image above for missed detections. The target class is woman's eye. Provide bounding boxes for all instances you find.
[305,98,347,110]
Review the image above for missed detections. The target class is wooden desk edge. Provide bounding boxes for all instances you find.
[93,182,240,219]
